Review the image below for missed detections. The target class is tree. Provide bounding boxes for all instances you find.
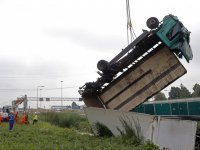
[192,84,200,97]
[168,84,191,99]
[154,92,167,101]
[168,87,180,99]
[179,84,191,98]
[193,83,199,91]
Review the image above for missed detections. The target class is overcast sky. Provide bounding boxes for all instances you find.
[0,0,200,108]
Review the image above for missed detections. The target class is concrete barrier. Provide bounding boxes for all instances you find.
[84,107,197,150]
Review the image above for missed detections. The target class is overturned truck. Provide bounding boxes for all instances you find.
[78,14,193,111]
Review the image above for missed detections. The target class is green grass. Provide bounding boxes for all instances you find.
[0,113,144,150]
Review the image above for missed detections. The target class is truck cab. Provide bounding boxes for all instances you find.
[156,15,193,62]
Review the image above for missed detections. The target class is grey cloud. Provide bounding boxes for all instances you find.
[0,58,74,80]
[43,28,126,52]
[0,57,81,104]
[189,29,200,64]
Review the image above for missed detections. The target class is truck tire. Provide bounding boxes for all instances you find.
[97,60,109,71]
[146,17,159,29]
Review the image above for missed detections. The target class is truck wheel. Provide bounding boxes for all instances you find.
[146,17,159,29]
[97,60,109,71]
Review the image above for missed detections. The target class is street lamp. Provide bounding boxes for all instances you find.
[37,86,45,109]
[164,90,169,101]
[40,89,42,108]
[61,81,63,106]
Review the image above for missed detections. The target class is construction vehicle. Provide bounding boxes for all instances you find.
[1,95,29,123]
[12,95,29,124]
[1,105,12,121]
[78,14,193,111]
[12,95,28,115]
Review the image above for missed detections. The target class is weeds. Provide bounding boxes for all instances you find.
[116,115,144,146]
[92,121,113,137]
[39,112,91,132]
[143,140,161,150]
[197,122,200,134]
[77,121,92,133]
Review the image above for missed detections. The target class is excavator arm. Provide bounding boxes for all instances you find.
[12,95,28,115]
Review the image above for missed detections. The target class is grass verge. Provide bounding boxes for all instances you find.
[0,117,143,150]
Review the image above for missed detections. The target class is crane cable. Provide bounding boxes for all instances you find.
[126,0,137,44]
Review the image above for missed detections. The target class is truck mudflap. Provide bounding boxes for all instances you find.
[99,44,187,111]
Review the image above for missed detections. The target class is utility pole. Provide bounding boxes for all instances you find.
[40,89,42,108]
[61,81,63,107]
[37,86,45,109]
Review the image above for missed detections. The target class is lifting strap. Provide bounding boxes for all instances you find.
[126,0,137,44]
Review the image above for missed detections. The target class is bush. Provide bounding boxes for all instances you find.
[143,140,161,150]
[92,121,113,137]
[39,112,90,130]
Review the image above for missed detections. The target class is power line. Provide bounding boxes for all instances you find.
[0,72,96,80]
[0,86,79,92]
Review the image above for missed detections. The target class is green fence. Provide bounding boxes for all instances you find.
[131,100,200,116]
[188,101,200,115]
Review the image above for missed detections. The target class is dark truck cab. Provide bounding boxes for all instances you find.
[156,15,193,62]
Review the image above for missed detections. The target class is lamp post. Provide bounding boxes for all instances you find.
[37,86,45,109]
[40,89,42,108]
[61,81,63,107]
[164,90,169,101]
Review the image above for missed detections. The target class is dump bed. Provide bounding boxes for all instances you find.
[82,44,186,111]
[99,44,186,111]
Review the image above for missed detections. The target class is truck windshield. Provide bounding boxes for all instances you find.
[166,25,179,41]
